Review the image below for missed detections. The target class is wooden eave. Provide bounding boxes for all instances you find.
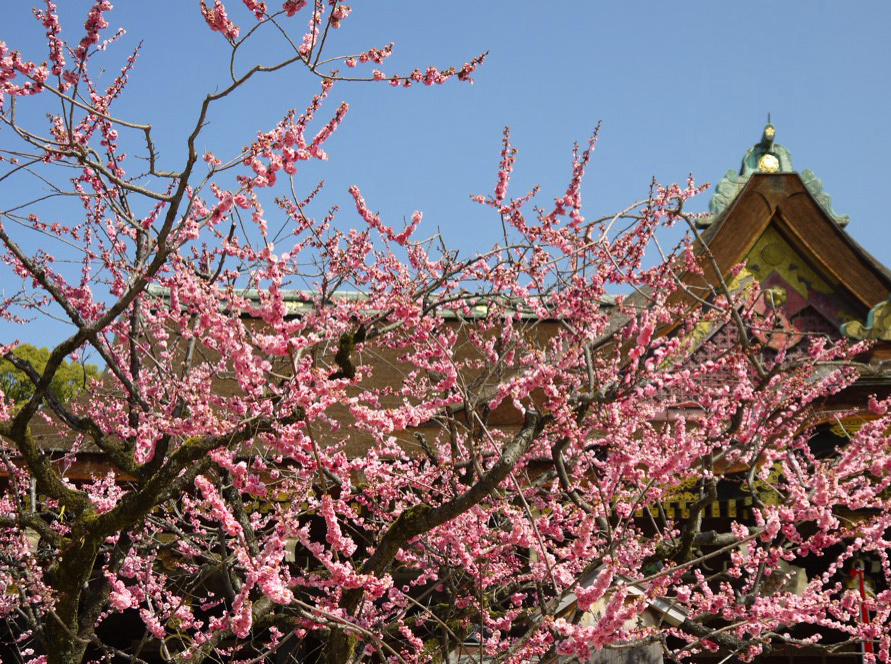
[699,173,891,310]
[691,172,891,401]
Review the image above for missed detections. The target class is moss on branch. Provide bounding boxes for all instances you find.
[328,323,366,380]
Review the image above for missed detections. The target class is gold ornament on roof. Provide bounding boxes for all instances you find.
[758,153,780,173]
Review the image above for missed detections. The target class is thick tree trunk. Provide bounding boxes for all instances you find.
[324,412,546,664]
[45,630,88,664]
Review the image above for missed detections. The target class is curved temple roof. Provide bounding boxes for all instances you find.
[700,123,850,228]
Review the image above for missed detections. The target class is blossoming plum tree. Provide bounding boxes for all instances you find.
[1,3,890,664]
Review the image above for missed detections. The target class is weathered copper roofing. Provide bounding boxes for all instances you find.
[144,284,617,319]
[697,173,891,307]
[700,124,850,228]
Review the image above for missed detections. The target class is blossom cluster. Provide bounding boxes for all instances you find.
[0,2,889,663]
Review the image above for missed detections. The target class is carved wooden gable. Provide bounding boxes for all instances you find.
[695,173,891,352]
[738,224,860,349]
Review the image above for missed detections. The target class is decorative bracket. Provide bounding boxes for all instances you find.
[841,297,891,341]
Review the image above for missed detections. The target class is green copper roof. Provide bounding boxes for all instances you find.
[699,123,850,228]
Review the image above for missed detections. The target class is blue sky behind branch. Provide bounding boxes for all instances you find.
[2,1,890,346]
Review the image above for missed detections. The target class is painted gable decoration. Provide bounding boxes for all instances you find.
[740,226,859,347]
[681,125,891,360]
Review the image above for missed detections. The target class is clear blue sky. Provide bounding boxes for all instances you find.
[3,1,891,344]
